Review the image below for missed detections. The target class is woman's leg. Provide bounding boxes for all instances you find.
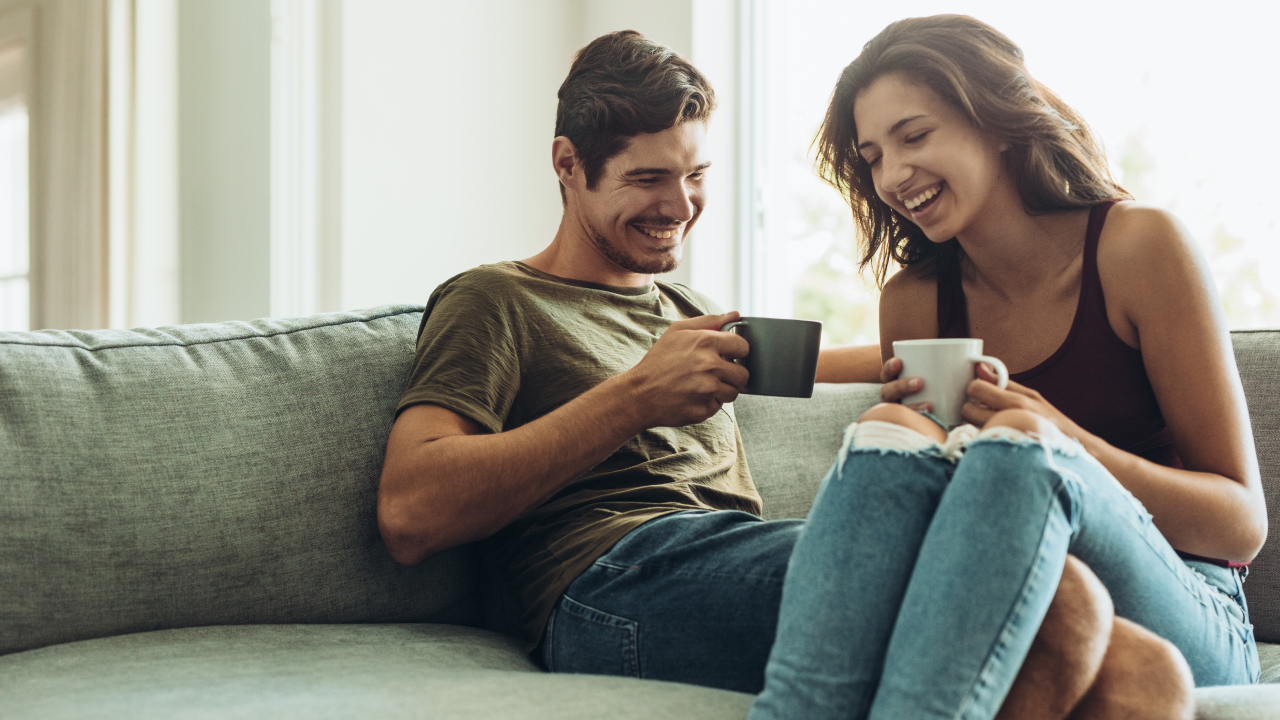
[748,404,956,720]
[868,410,1256,720]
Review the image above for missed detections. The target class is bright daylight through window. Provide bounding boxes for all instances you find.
[0,41,24,333]
[754,0,1280,346]
[0,97,25,332]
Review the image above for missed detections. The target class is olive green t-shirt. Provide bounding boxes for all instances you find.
[397,261,760,649]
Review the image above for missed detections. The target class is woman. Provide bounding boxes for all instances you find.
[748,14,1265,720]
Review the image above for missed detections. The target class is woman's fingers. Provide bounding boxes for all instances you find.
[879,357,903,383]
[966,378,1025,409]
[880,376,924,404]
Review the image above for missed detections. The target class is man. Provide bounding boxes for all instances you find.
[378,30,1191,719]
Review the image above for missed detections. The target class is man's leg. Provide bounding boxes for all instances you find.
[997,539,1196,720]
[540,509,802,693]
[1069,618,1195,720]
[997,555,1112,720]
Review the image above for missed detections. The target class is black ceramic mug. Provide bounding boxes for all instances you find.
[720,317,822,398]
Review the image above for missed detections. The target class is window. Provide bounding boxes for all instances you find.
[0,42,25,332]
[750,0,1280,345]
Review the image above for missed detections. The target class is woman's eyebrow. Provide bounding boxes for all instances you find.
[857,114,927,150]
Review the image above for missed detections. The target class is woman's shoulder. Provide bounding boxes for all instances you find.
[880,264,938,339]
[1098,201,1199,265]
[883,262,936,295]
[1096,201,1213,335]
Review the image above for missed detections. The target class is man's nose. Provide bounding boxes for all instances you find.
[662,183,697,223]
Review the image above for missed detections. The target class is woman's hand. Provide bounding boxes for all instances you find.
[961,364,1091,442]
[879,357,933,413]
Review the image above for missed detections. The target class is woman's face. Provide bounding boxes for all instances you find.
[853,72,1012,242]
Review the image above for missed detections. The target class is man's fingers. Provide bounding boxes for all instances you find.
[672,311,741,333]
[711,329,750,359]
[714,383,741,407]
[710,358,750,390]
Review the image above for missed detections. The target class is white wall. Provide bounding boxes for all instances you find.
[160,0,740,320]
[178,0,271,323]
[339,0,579,311]
[339,0,740,311]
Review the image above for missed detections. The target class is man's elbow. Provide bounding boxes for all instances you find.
[377,493,437,566]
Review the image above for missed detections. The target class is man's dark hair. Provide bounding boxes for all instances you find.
[555,30,715,202]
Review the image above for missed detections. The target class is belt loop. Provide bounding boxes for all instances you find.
[1238,565,1249,583]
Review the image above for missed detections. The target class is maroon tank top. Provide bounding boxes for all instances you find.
[936,204,1237,568]
[937,202,1179,466]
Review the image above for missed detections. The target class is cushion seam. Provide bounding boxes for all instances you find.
[0,307,425,352]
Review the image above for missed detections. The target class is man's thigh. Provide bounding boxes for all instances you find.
[541,509,802,694]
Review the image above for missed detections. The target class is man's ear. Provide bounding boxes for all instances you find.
[552,136,582,191]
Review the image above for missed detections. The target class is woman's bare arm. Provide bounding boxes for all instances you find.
[966,204,1266,562]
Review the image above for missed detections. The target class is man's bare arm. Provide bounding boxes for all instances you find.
[815,344,883,384]
[377,312,749,566]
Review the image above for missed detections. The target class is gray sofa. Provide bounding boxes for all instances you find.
[1,304,1276,719]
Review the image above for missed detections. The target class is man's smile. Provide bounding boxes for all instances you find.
[633,224,683,240]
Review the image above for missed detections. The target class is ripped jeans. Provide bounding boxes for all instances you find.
[748,422,1259,720]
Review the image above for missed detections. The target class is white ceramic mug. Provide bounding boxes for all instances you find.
[892,338,1009,428]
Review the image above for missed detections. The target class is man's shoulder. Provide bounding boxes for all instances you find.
[426,261,544,314]
[656,280,723,315]
[435,261,530,296]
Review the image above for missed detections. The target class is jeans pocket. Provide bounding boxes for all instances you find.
[545,595,640,678]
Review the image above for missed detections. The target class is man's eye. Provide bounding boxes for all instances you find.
[688,172,705,181]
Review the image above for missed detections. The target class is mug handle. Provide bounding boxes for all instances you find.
[974,355,1009,389]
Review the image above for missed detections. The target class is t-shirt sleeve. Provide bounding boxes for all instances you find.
[396,273,521,434]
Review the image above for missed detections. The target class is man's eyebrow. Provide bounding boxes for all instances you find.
[857,115,927,151]
[622,161,712,177]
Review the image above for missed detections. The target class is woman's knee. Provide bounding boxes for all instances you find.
[858,403,947,443]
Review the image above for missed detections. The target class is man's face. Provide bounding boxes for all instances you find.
[572,121,710,276]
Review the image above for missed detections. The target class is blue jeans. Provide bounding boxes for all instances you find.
[540,509,800,693]
[749,429,1259,720]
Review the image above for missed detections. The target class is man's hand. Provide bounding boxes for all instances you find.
[623,311,750,428]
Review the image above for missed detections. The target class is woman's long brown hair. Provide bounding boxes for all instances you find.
[815,15,1131,287]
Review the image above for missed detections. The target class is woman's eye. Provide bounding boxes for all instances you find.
[905,131,930,144]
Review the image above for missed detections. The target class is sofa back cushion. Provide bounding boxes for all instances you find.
[0,305,478,657]
[738,329,1280,645]
[1232,330,1280,644]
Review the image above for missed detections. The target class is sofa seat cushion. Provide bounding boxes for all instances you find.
[1194,683,1280,720]
[0,623,754,719]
